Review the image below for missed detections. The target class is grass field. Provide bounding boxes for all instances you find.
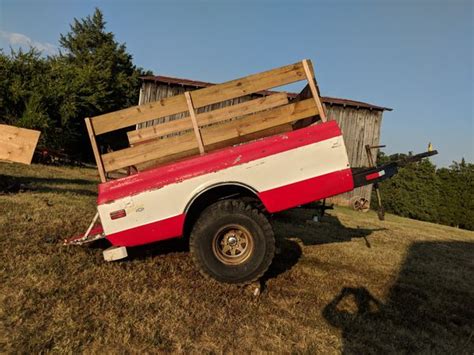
[1,162,473,353]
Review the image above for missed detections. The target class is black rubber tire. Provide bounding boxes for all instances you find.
[190,199,275,284]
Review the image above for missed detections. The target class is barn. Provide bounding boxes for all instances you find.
[137,75,391,208]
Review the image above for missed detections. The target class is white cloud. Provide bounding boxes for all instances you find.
[0,30,57,55]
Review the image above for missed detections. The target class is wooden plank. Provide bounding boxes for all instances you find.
[102,99,318,172]
[84,118,107,182]
[184,91,205,154]
[0,124,40,164]
[128,93,289,145]
[302,59,327,122]
[92,94,188,135]
[91,61,305,135]
[190,62,305,108]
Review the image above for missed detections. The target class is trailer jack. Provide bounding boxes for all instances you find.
[103,246,128,261]
[365,144,386,221]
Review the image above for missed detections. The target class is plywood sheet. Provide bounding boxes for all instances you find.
[0,124,40,164]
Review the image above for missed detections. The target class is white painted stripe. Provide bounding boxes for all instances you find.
[98,135,350,235]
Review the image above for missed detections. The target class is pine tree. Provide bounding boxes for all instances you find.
[58,8,140,119]
[53,8,143,155]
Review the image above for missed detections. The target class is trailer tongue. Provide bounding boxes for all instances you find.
[66,59,438,284]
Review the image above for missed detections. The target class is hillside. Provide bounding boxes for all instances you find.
[1,163,473,353]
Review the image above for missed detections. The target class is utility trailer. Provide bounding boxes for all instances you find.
[67,59,437,284]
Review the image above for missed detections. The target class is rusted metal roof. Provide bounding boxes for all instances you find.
[141,75,392,111]
[320,96,392,111]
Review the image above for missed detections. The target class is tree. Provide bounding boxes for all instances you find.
[377,158,440,223]
[58,8,140,114]
[445,159,474,230]
[55,8,142,155]
[0,48,58,146]
[374,152,473,231]
[1,9,145,156]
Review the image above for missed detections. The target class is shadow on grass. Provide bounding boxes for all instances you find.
[106,207,384,289]
[323,241,474,353]
[126,237,190,260]
[0,174,96,196]
[259,208,385,288]
[272,208,386,247]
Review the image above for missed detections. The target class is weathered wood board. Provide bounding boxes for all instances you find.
[0,124,41,164]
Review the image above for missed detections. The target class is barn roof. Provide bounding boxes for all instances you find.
[140,75,392,111]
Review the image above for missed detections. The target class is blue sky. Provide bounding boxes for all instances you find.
[1,0,472,166]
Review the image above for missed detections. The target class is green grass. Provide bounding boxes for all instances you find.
[1,162,473,353]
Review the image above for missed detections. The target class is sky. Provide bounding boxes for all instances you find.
[0,0,472,166]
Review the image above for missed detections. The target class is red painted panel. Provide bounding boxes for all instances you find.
[98,121,342,205]
[105,168,353,247]
[259,168,354,213]
[106,214,185,247]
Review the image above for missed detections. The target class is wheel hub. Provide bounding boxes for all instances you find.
[212,224,254,265]
[227,235,238,246]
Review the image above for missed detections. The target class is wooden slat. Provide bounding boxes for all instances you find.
[190,62,304,108]
[92,94,188,135]
[184,91,205,154]
[91,61,305,135]
[302,59,327,122]
[102,99,318,172]
[0,124,40,164]
[128,93,289,145]
[84,118,107,182]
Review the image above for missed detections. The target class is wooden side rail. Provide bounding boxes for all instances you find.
[101,99,318,172]
[87,59,326,179]
[91,61,306,135]
[127,92,289,145]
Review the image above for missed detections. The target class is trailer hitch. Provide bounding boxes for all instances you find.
[351,146,438,221]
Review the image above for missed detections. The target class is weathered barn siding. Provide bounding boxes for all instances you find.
[137,78,388,207]
[325,105,383,206]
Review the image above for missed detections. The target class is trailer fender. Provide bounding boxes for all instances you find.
[182,182,263,237]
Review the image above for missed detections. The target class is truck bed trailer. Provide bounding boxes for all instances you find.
[67,59,436,283]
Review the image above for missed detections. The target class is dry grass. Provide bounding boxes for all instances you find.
[1,162,473,353]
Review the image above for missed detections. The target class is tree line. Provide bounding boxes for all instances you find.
[0,9,145,157]
[374,153,473,231]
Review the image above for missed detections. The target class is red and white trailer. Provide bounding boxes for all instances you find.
[67,60,436,283]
